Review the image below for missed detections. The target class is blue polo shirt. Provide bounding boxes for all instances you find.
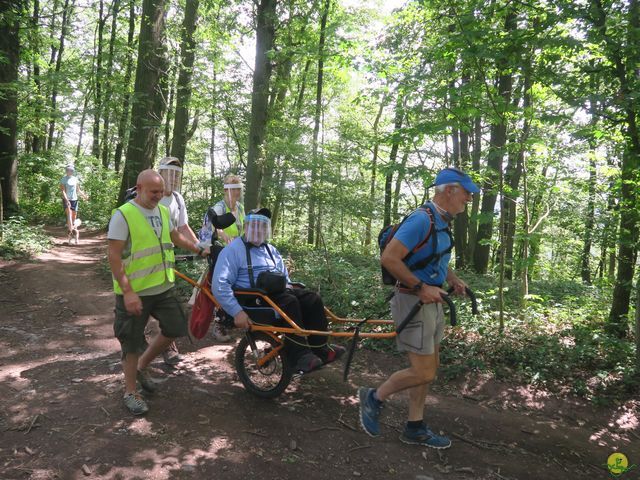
[212,236,290,317]
[393,202,452,286]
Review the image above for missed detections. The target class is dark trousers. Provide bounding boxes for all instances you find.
[243,288,328,359]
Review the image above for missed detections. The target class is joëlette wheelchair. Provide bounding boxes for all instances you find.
[175,209,477,399]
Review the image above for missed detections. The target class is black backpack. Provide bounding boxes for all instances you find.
[377,205,453,285]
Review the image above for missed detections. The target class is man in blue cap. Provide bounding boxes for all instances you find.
[358,167,480,449]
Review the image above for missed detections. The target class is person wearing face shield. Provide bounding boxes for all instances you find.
[150,157,200,365]
[198,174,246,341]
[211,208,346,374]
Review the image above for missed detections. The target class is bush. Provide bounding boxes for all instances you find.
[0,217,52,258]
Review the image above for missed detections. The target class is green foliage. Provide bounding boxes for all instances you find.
[0,217,52,259]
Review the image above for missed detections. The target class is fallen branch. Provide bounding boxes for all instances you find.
[304,426,342,433]
[25,414,39,434]
[337,416,358,432]
[243,430,267,438]
[347,444,371,454]
[451,432,496,450]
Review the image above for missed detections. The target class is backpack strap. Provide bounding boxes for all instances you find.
[243,240,256,288]
[243,239,278,289]
[406,224,453,273]
[172,191,182,212]
[402,205,436,264]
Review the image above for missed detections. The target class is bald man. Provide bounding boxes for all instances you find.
[108,170,209,415]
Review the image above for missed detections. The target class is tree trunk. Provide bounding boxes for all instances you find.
[384,93,404,227]
[466,115,482,265]
[47,0,73,151]
[30,0,45,153]
[113,0,136,173]
[503,64,530,280]
[92,0,105,159]
[75,81,92,158]
[209,66,216,178]
[580,105,598,284]
[473,11,515,274]
[0,0,21,217]
[118,0,168,202]
[364,97,386,251]
[306,0,330,244]
[163,61,176,157]
[170,0,199,164]
[244,0,276,211]
[100,0,122,169]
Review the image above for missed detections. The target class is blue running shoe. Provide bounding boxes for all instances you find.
[399,424,451,449]
[358,387,382,437]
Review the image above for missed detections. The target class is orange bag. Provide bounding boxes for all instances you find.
[189,269,215,339]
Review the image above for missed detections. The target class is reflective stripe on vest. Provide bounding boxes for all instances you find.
[113,202,175,294]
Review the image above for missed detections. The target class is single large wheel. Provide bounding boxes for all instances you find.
[235,332,293,398]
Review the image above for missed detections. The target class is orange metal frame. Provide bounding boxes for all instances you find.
[175,269,397,340]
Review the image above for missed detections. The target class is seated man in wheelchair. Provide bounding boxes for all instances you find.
[211,207,345,373]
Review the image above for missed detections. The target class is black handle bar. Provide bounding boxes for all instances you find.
[446,286,479,315]
[396,293,457,334]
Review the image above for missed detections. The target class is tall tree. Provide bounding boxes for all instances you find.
[100,0,122,168]
[244,0,276,211]
[170,0,200,164]
[92,0,105,159]
[584,0,640,336]
[113,0,136,173]
[0,0,21,217]
[307,0,330,244]
[46,0,73,150]
[118,0,169,202]
[473,9,516,274]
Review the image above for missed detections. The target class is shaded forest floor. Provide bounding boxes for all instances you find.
[0,228,638,480]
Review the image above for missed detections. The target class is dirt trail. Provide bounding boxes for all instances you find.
[0,228,637,480]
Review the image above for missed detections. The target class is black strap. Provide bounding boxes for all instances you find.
[243,239,278,288]
[406,226,453,272]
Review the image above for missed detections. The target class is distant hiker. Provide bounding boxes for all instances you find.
[59,164,87,245]
[108,169,209,415]
[198,174,246,342]
[358,167,479,449]
[211,208,345,373]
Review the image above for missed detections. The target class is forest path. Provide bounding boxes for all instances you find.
[0,227,636,479]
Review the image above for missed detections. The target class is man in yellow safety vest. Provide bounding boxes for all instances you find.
[108,169,209,415]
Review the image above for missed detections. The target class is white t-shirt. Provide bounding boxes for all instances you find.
[160,191,188,229]
[108,200,175,296]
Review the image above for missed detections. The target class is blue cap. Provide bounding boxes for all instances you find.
[430,168,480,194]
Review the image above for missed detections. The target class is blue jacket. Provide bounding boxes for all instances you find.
[212,236,290,317]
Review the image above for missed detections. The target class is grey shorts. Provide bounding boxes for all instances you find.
[114,287,187,357]
[391,292,445,355]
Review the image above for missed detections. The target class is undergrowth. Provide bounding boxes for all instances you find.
[0,217,52,259]
[277,241,638,404]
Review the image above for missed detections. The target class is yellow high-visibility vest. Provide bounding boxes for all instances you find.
[112,202,175,294]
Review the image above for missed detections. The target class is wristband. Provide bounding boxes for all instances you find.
[413,280,424,291]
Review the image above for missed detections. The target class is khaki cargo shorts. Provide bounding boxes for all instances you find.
[391,291,445,355]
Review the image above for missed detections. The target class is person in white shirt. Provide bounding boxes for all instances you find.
[153,157,200,365]
[59,164,87,244]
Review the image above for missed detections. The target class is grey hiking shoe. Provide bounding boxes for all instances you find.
[162,341,182,365]
[123,392,148,415]
[136,369,159,393]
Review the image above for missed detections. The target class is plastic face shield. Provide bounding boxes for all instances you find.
[158,164,182,193]
[224,183,243,205]
[244,214,272,246]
